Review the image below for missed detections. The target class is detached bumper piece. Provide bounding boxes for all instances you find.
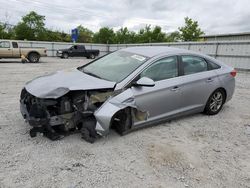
[24,103,63,140]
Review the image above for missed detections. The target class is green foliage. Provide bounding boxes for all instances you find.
[178,17,204,41]
[93,27,115,44]
[15,11,46,40]
[45,30,71,42]
[0,23,7,39]
[0,23,14,39]
[165,31,181,42]
[77,25,93,43]
[0,12,204,43]
[115,27,135,44]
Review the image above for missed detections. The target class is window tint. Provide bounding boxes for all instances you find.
[141,56,178,81]
[12,42,18,48]
[0,41,10,48]
[182,56,208,75]
[207,60,221,70]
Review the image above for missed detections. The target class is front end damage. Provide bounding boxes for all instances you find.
[20,88,148,142]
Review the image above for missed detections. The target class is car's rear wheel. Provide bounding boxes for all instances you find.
[28,53,40,63]
[62,53,69,59]
[204,89,225,115]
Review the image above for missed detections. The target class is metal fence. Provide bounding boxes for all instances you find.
[17,41,109,57]
[17,40,250,70]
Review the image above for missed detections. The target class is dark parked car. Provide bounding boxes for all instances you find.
[56,45,99,59]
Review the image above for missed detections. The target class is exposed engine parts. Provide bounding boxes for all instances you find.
[20,89,111,142]
[20,86,148,143]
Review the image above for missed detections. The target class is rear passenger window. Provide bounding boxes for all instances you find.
[12,42,18,48]
[207,60,221,70]
[181,56,208,75]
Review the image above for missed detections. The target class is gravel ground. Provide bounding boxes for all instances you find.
[0,57,249,188]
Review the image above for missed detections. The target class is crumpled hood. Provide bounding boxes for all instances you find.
[25,68,116,99]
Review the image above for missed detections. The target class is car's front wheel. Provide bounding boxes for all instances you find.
[204,89,226,115]
[112,108,131,135]
[62,53,69,59]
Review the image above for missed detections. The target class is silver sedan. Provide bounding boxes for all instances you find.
[20,46,236,142]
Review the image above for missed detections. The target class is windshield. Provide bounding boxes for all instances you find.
[79,51,148,82]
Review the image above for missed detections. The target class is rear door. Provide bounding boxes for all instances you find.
[131,56,183,121]
[178,55,221,112]
[12,42,20,57]
[0,41,12,57]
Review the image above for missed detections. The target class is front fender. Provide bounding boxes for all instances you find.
[94,89,137,136]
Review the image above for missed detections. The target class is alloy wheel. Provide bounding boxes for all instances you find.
[209,91,223,112]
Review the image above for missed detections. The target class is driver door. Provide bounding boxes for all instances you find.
[131,56,183,122]
[70,45,78,57]
[0,41,12,57]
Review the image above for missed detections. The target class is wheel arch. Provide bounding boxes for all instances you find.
[27,51,40,58]
[215,87,227,103]
[110,107,132,135]
[203,87,227,114]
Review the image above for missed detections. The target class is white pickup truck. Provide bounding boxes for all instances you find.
[0,40,47,63]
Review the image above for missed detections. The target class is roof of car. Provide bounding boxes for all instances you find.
[121,46,190,57]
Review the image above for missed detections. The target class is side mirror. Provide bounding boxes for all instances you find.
[134,77,155,87]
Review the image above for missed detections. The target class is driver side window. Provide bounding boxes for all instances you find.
[140,56,178,81]
[0,41,10,48]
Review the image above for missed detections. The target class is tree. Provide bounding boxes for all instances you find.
[135,25,152,43]
[151,26,166,42]
[15,11,46,40]
[165,31,181,42]
[93,27,115,44]
[114,27,137,44]
[115,27,129,43]
[178,17,204,41]
[0,23,14,39]
[45,30,71,42]
[132,25,166,43]
[77,25,93,43]
[0,23,6,39]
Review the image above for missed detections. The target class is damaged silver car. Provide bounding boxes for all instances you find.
[20,46,236,142]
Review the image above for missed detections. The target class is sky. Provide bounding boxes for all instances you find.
[0,0,250,35]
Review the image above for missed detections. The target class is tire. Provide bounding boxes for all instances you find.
[204,89,226,115]
[89,54,95,59]
[62,53,69,59]
[81,116,97,143]
[112,108,131,135]
[28,53,40,63]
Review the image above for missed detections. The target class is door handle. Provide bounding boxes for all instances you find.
[8,49,11,50]
[206,78,214,83]
[171,86,179,91]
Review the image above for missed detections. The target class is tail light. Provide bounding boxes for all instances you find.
[230,69,237,77]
